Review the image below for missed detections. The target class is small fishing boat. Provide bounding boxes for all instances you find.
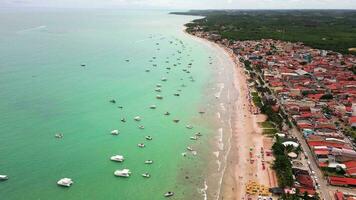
[149,105,156,109]
[55,133,63,139]
[125,59,130,62]
[156,84,162,88]
[164,191,174,197]
[156,95,163,100]
[187,146,193,151]
[173,93,180,96]
[195,132,202,137]
[109,99,116,104]
[81,64,86,67]
[145,136,153,140]
[118,106,123,109]
[114,169,131,177]
[190,136,198,140]
[0,175,8,181]
[134,116,141,121]
[57,178,73,187]
[155,88,162,92]
[110,155,124,162]
[142,173,150,178]
[139,125,145,129]
[138,143,145,148]
[121,118,126,123]
[186,125,193,129]
[161,77,167,82]
[173,119,180,123]
[164,112,170,116]
[145,69,150,72]
[111,130,119,135]
[144,160,153,164]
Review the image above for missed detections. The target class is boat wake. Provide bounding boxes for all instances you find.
[17,25,47,34]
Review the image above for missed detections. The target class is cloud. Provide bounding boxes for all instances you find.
[1,0,356,9]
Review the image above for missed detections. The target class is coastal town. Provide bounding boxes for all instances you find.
[188,27,356,200]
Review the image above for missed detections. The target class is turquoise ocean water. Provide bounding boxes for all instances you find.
[0,9,233,200]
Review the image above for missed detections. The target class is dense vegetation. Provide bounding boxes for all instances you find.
[172,10,356,54]
[272,137,294,187]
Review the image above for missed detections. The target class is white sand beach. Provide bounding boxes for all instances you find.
[185,30,278,200]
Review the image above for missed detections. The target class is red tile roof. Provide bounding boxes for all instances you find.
[328,176,356,186]
[296,174,314,188]
[298,187,316,195]
[349,116,356,125]
[343,161,356,169]
[308,141,345,149]
[314,149,330,155]
[335,191,344,200]
[318,162,328,167]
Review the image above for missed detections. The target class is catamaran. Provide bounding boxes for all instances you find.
[110,155,124,162]
[114,169,131,177]
[111,130,119,135]
[57,178,73,187]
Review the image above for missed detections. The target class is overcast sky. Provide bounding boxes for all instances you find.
[2,0,356,9]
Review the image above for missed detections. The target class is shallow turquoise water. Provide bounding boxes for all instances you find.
[0,9,220,200]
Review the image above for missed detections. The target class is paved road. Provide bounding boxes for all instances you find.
[290,127,332,200]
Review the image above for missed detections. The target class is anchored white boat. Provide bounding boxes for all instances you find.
[57,178,73,187]
[195,132,202,136]
[156,95,163,100]
[164,112,170,116]
[156,84,162,88]
[164,191,174,197]
[134,116,141,121]
[55,133,63,139]
[186,125,193,129]
[145,136,153,140]
[139,125,145,129]
[142,173,150,178]
[110,155,124,162]
[161,77,167,82]
[138,143,145,148]
[190,136,198,140]
[149,105,156,109]
[114,169,131,177]
[155,88,162,92]
[187,146,193,151]
[111,130,119,135]
[173,119,180,123]
[0,175,8,181]
[144,160,153,164]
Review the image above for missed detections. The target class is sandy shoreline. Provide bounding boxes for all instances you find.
[184,30,278,200]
